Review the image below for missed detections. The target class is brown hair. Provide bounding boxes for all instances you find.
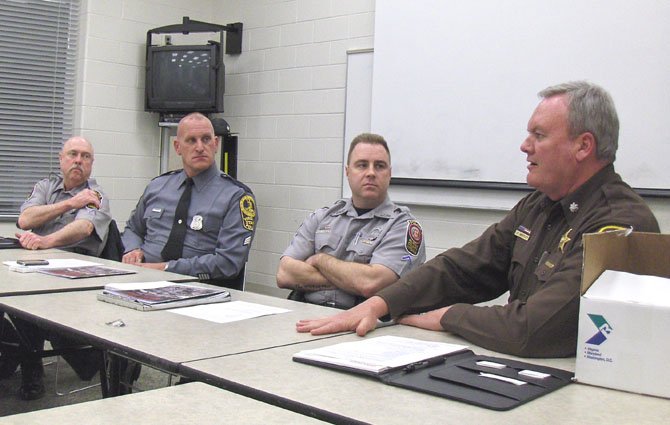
[347,133,390,165]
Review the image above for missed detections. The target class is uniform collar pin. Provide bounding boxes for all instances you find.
[569,202,579,213]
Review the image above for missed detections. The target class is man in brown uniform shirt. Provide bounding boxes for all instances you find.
[296,81,660,358]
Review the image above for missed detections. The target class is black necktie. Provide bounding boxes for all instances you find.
[161,177,193,261]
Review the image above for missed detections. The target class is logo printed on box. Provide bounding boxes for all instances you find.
[585,314,613,345]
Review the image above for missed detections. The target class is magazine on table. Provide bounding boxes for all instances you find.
[97,281,231,311]
[37,265,136,279]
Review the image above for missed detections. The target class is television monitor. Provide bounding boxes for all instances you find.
[145,43,224,113]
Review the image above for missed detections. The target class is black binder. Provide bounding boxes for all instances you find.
[294,345,573,411]
[0,237,21,249]
[382,351,573,410]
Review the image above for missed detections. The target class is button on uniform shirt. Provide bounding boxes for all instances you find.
[283,197,426,308]
[121,165,257,280]
[377,165,660,358]
[19,175,111,256]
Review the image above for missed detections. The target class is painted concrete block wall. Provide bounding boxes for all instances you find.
[76,0,217,226]
[212,0,377,295]
[3,0,668,298]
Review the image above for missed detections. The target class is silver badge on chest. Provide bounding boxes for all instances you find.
[190,215,203,230]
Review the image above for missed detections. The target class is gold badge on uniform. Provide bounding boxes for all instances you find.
[240,195,256,231]
[558,228,572,253]
[405,220,423,256]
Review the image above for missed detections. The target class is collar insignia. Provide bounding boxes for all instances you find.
[569,202,579,213]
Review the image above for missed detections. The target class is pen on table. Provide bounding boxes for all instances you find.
[402,356,446,373]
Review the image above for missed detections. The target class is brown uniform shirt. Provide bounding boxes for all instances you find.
[377,165,660,358]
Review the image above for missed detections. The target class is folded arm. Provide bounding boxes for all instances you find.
[18,189,101,230]
[276,256,335,291]
[306,253,398,297]
[16,219,94,250]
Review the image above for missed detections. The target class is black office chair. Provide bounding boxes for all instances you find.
[0,314,20,379]
[0,220,125,396]
[202,265,246,291]
[100,220,124,261]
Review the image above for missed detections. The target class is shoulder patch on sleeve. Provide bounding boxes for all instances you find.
[597,225,628,233]
[239,195,256,231]
[405,220,423,256]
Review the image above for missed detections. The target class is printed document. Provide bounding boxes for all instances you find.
[293,335,468,374]
[169,300,291,323]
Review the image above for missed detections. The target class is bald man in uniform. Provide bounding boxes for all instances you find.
[121,112,256,288]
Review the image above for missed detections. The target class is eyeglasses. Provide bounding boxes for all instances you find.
[64,150,93,161]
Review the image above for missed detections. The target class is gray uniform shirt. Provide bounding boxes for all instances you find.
[121,165,257,279]
[19,175,111,256]
[283,197,426,308]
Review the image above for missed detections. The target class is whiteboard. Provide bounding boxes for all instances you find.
[371,0,670,191]
[344,49,523,210]
[342,49,374,199]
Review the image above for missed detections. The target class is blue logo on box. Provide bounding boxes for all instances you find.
[586,314,613,345]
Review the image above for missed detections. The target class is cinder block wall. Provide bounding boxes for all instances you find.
[2,0,667,297]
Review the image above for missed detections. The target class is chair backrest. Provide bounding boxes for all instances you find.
[203,264,246,291]
[0,314,20,379]
[100,220,124,261]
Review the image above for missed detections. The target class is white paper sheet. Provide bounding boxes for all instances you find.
[293,335,468,374]
[104,281,175,290]
[3,258,102,273]
[167,300,291,323]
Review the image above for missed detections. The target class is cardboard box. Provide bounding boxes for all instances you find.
[575,231,670,398]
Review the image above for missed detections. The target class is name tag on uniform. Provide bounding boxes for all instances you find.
[152,208,162,213]
[514,225,531,241]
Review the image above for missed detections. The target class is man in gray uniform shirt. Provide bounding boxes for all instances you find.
[11,136,110,400]
[121,113,257,288]
[15,136,111,254]
[277,133,426,309]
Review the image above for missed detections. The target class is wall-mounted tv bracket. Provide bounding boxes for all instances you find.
[146,16,243,55]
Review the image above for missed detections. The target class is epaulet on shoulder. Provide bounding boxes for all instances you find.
[328,199,347,211]
[48,172,62,183]
[394,205,410,214]
[220,172,254,194]
[152,169,181,181]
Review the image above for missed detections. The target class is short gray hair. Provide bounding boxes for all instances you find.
[539,81,619,163]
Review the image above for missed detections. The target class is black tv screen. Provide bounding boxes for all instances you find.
[145,43,224,113]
